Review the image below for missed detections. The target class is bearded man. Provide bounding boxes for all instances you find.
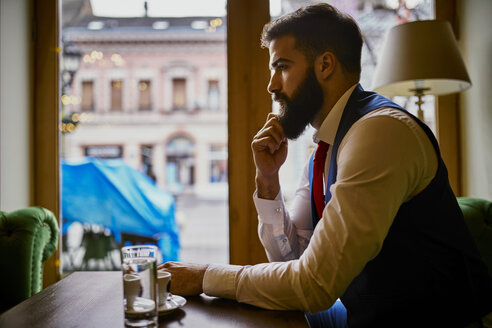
[160,3,492,327]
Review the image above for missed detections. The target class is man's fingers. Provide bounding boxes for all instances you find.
[161,261,175,268]
[254,125,283,145]
[158,262,173,270]
[254,116,284,145]
[259,114,282,132]
[267,112,278,121]
[252,136,281,154]
[159,261,186,271]
[265,115,282,131]
[156,261,208,296]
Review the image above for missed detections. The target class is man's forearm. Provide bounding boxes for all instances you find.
[255,170,280,200]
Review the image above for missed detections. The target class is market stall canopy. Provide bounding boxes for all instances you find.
[61,157,179,261]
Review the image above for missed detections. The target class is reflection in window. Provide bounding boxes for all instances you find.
[210,144,227,183]
[138,80,151,111]
[172,78,187,110]
[111,80,123,111]
[81,80,94,111]
[207,80,220,110]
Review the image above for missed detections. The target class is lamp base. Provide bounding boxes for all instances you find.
[409,87,430,123]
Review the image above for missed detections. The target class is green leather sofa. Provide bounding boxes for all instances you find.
[0,206,59,312]
[458,197,492,276]
[458,197,492,327]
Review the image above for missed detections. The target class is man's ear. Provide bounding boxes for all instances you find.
[317,51,336,79]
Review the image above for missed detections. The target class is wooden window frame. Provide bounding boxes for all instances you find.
[435,0,462,196]
[33,0,60,287]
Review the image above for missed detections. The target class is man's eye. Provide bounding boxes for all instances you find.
[277,65,287,71]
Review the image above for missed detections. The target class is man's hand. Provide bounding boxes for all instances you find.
[251,113,288,199]
[158,261,209,296]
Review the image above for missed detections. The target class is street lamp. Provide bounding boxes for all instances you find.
[61,42,82,90]
[61,42,82,135]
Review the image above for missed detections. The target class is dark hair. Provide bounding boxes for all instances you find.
[261,3,363,74]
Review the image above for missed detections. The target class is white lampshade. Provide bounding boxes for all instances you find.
[372,20,471,97]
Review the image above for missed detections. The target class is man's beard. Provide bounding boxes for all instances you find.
[274,67,324,140]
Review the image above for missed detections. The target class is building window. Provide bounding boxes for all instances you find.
[210,144,227,183]
[166,136,195,192]
[81,80,94,111]
[138,80,152,111]
[141,145,156,182]
[172,78,187,110]
[111,80,123,111]
[207,80,220,110]
[84,145,122,159]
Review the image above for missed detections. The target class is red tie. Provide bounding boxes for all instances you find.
[313,141,329,219]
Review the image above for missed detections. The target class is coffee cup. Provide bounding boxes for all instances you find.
[157,271,171,306]
[123,273,141,309]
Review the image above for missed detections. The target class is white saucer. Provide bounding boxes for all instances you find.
[125,297,156,315]
[158,294,187,316]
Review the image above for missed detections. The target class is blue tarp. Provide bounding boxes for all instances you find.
[61,157,180,261]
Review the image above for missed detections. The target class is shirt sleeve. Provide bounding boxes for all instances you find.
[203,111,437,313]
[253,158,314,262]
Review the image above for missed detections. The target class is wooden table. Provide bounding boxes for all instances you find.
[0,271,308,327]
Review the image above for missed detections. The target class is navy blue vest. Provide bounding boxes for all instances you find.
[309,84,492,327]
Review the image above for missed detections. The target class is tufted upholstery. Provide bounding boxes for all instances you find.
[458,197,492,276]
[458,197,492,327]
[0,207,59,312]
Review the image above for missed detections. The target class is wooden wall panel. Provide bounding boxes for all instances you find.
[435,0,462,196]
[33,0,61,287]
[227,0,271,265]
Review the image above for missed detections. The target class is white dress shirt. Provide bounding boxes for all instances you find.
[202,84,438,313]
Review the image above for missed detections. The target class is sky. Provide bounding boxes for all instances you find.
[90,0,282,17]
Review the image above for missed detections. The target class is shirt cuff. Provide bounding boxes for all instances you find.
[253,190,285,224]
[203,263,243,300]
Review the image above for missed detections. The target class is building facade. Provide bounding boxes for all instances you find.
[63,13,228,197]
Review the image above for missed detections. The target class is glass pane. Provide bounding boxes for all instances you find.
[60,0,228,273]
[269,0,434,203]
[138,80,152,111]
[81,81,94,111]
[172,78,187,110]
[111,80,123,111]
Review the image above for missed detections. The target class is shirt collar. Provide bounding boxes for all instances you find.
[314,83,358,145]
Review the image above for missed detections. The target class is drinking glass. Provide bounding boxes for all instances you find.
[121,245,158,327]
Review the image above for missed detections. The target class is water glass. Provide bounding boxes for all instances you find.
[121,245,158,327]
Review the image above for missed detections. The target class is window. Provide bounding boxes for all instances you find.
[210,144,227,183]
[172,78,187,110]
[166,136,195,190]
[207,80,220,110]
[111,80,123,111]
[138,80,151,111]
[60,0,229,270]
[81,80,94,111]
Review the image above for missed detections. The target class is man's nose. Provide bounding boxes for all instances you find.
[267,71,280,95]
